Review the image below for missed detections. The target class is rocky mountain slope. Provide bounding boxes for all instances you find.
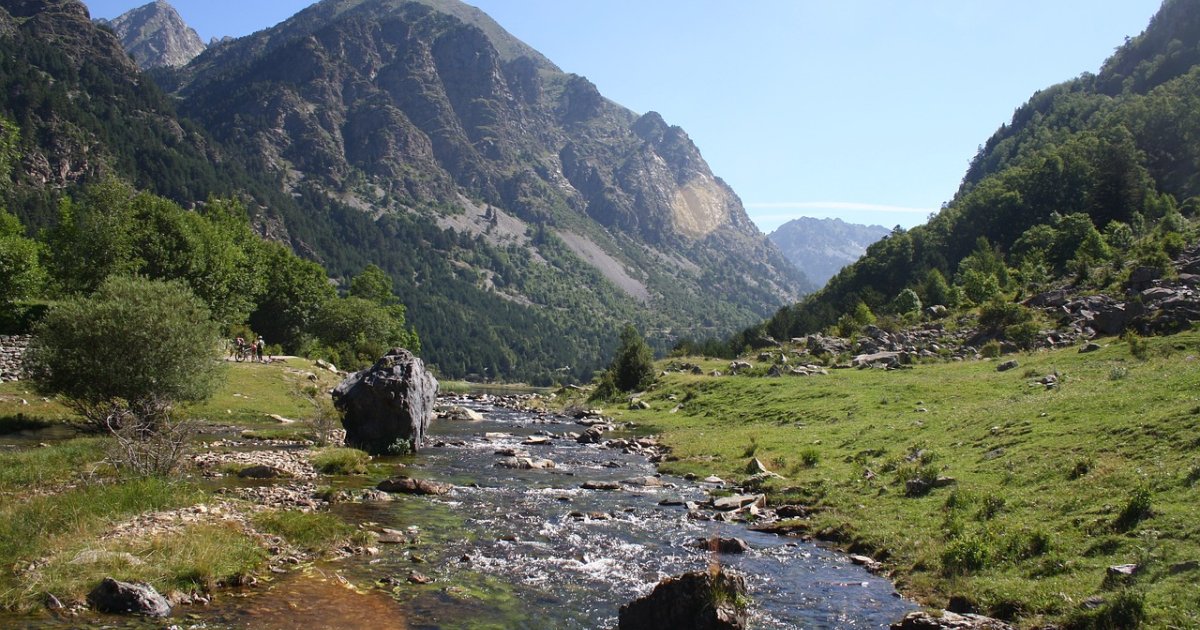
[769,217,889,286]
[97,0,205,68]
[0,0,810,382]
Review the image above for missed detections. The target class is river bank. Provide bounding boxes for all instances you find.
[1,360,916,628]
[577,329,1200,629]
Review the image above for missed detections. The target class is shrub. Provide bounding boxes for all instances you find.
[1108,366,1128,381]
[1122,331,1150,361]
[24,277,224,476]
[1065,589,1146,629]
[892,289,922,316]
[590,324,655,401]
[800,448,820,468]
[1004,321,1042,349]
[294,384,340,446]
[980,340,1003,358]
[977,495,1006,520]
[1114,485,1152,531]
[979,300,1033,335]
[310,447,370,475]
[899,463,941,497]
[941,533,991,575]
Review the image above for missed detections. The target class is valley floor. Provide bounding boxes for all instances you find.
[603,329,1200,628]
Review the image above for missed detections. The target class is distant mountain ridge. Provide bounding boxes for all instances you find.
[769,218,889,286]
[0,0,811,382]
[97,0,205,68]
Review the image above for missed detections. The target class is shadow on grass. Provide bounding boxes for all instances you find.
[0,413,52,434]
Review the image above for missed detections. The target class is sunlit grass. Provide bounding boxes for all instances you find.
[617,331,1200,628]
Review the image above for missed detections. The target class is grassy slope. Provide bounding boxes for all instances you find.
[615,330,1200,628]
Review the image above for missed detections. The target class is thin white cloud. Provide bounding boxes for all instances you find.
[746,201,933,214]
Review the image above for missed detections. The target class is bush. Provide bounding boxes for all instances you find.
[891,289,922,316]
[1122,331,1150,361]
[800,448,820,468]
[979,300,1033,335]
[941,533,991,575]
[1114,485,1152,531]
[1004,321,1042,349]
[1065,589,1146,629]
[980,340,1002,359]
[294,384,340,446]
[590,324,655,401]
[25,277,224,475]
[0,210,43,306]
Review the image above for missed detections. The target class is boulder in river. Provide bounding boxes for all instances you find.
[618,569,749,629]
[690,537,750,554]
[87,577,171,617]
[333,348,438,455]
[377,476,453,496]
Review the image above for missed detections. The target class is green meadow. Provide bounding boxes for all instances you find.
[614,330,1200,628]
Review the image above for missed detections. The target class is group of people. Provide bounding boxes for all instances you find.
[233,335,267,362]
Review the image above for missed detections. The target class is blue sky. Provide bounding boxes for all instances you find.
[84,0,1164,232]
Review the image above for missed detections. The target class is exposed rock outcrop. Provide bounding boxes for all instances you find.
[87,577,171,617]
[98,0,206,68]
[618,569,749,630]
[890,610,1013,629]
[333,349,438,455]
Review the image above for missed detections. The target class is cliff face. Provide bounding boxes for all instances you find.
[174,0,808,304]
[98,1,206,69]
[0,0,225,227]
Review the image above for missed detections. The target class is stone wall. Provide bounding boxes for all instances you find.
[0,335,30,383]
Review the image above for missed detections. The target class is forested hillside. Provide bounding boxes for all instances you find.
[753,0,1200,342]
[0,0,811,384]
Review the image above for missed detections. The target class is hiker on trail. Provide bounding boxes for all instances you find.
[234,335,245,358]
[255,336,265,362]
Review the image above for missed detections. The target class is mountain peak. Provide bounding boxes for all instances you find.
[101,0,205,68]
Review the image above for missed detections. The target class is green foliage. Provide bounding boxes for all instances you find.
[960,269,1002,305]
[1123,330,1151,360]
[348,264,399,305]
[25,276,224,431]
[1065,589,1146,630]
[42,183,263,325]
[0,209,42,305]
[309,296,418,370]
[1114,485,1153,531]
[248,243,337,352]
[979,300,1034,336]
[942,533,992,575]
[591,324,655,400]
[980,340,1003,359]
[920,268,954,308]
[891,288,922,316]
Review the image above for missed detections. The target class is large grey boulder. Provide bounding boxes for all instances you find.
[618,569,748,630]
[87,577,171,617]
[332,349,438,455]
